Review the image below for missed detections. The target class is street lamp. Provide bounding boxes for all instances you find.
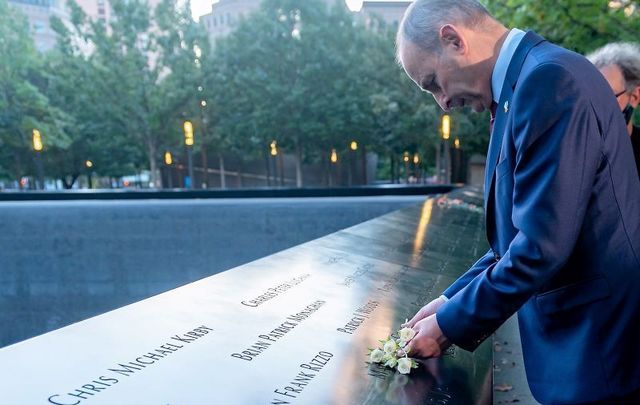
[164,151,173,188]
[348,140,358,186]
[183,121,195,189]
[328,148,339,187]
[32,129,43,152]
[452,138,462,183]
[403,151,410,183]
[330,148,338,163]
[441,114,451,183]
[413,153,420,183]
[441,114,451,140]
[32,129,44,190]
[85,160,94,189]
[268,141,282,187]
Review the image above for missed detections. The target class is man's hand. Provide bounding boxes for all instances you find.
[403,296,446,328]
[405,314,451,358]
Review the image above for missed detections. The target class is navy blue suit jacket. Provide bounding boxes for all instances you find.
[436,32,640,404]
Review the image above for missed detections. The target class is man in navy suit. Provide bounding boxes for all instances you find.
[396,1,640,404]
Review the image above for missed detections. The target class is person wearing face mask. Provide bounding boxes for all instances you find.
[587,42,640,177]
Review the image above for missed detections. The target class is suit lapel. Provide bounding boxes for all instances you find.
[484,32,546,245]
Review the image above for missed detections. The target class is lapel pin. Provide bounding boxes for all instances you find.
[503,100,509,113]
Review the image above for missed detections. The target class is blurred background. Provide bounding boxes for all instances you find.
[2,0,636,192]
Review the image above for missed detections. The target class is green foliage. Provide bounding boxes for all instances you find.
[3,0,638,186]
[43,0,207,186]
[0,0,71,183]
[207,0,446,183]
[485,0,639,54]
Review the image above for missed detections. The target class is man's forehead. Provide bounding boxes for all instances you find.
[400,41,435,80]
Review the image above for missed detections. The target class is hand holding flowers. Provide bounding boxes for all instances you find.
[368,325,419,374]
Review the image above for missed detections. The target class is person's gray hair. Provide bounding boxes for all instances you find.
[587,42,640,90]
[396,0,494,58]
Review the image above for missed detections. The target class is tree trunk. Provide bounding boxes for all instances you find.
[390,155,395,184]
[147,139,159,188]
[393,155,399,184]
[201,142,209,189]
[15,153,23,190]
[264,152,271,187]
[295,139,303,188]
[435,143,442,184]
[61,174,79,189]
[237,159,244,187]
[278,154,284,187]
[218,154,226,189]
[360,145,367,185]
[327,151,333,187]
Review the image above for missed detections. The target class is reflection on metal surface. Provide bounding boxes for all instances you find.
[0,187,490,404]
[412,198,433,267]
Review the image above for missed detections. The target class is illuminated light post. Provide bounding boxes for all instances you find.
[413,153,420,182]
[183,121,195,189]
[441,114,452,184]
[452,138,463,183]
[85,160,94,189]
[32,129,43,151]
[329,148,338,186]
[330,149,338,163]
[269,141,281,187]
[348,141,358,186]
[441,114,450,140]
[164,151,173,188]
[32,129,44,190]
[403,151,410,183]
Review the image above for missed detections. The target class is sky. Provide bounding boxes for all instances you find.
[190,0,408,20]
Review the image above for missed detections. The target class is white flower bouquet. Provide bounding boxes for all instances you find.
[368,326,419,374]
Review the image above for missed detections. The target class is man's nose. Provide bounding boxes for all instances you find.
[433,94,450,112]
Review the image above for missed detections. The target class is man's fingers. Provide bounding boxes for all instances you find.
[403,309,425,328]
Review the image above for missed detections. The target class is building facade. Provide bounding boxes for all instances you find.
[9,0,162,52]
[360,1,411,29]
[199,0,410,43]
[8,0,70,52]
[75,0,112,25]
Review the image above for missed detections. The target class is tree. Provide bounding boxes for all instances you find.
[207,0,447,186]
[0,0,71,186]
[486,0,639,55]
[45,0,208,188]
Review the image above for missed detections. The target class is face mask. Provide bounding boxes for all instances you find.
[622,104,634,125]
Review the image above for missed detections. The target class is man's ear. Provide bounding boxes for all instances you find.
[629,85,640,109]
[439,24,466,54]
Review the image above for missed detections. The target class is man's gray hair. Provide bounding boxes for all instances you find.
[396,0,493,56]
[587,42,640,90]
